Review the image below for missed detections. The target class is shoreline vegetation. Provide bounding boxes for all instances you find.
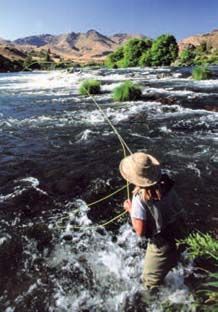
[105,35,218,69]
[178,232,218,311]
[0,33,218,77]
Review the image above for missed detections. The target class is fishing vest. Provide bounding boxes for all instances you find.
[141,188,185,239]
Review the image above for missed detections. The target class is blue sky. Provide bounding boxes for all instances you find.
[1,0,218,40]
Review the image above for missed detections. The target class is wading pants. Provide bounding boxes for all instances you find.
[143,236,178,289]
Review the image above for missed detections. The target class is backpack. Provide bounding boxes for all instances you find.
[144,188,188,242]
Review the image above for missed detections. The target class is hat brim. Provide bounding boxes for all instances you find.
[119,154,161,187]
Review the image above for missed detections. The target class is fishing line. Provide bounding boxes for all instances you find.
[56,184,127,226]
[57,88,133,230]
[86,90,132,199]
[16,64,132,229]
[86,91,132,155]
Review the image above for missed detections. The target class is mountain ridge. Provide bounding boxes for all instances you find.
[11,30,144,61]
[179,29,218,50]
[0,29,218,65]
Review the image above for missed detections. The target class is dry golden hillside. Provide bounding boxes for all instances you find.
[179,29,218,50]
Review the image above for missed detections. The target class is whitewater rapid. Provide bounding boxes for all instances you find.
[0,67,217,312]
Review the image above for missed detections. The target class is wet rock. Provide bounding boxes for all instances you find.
[157,72,173,79]
[142,94,178,105]
[61,233,73,241]
[95,227,107,236]
[26,224,53,251]
[204,105,218,112]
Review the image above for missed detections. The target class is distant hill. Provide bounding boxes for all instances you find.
[0,28,218,69]
[0,45,25,72]
[179,29,218,50]
[14,34,55,47]
[0,37,11,45]
[109,33,145,44]
[0,44,26,61]
[11,30,145,61]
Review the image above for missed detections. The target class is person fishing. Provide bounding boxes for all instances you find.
[119,152,186,289]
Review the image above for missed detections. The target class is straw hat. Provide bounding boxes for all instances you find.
[119,152,161,187]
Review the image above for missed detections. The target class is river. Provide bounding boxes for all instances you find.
[0,67,217,311]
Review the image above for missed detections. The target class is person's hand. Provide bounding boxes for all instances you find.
[123,199,132,213]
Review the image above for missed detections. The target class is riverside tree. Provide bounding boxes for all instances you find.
[150,34,178,66]
[105,34,178,68]
[105,38,152,68]
[45,49,52,62]
[121,38,152,67]
[139,50,152,66]
[105,47,124,68]
[178,47,196,66]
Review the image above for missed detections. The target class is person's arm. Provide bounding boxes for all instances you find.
[123,199,146,237]
[131,218,146,236]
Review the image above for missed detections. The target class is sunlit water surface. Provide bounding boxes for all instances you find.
[0,67,217,311]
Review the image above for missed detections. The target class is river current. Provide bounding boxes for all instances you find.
[0,67,217,311]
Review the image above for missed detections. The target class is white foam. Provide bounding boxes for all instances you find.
[159,126,172,134]
[143,86,211,97]
[187,163,201,177]
[0,100,161,130]
[0,176,46,203]
[5,308,15,312]
[0,237,7,245]
[79,129,93,141]
[47,200,194,312]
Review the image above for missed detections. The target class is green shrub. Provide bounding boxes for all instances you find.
[195,41,208,54]
[122,38,152,67]
[192,65,211,80]
[112,81,142,102]
[105,38,152,68]
[45,49,52,62]
[105,47,124,68]
[207,53,218,64]
[79,79,101,95]
[178,232,218,260]
[150,34,178,66]
[178,232,218,310]
[194,55,209,65]
[139,50,152,66]
[105,34,180,68]
[178,48,196,66]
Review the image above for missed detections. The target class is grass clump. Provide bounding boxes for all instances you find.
[79,79,101,95]
[112,81,142,102]
[178,232,218,310]
[192,65,211,80]
[178,231,218,261]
